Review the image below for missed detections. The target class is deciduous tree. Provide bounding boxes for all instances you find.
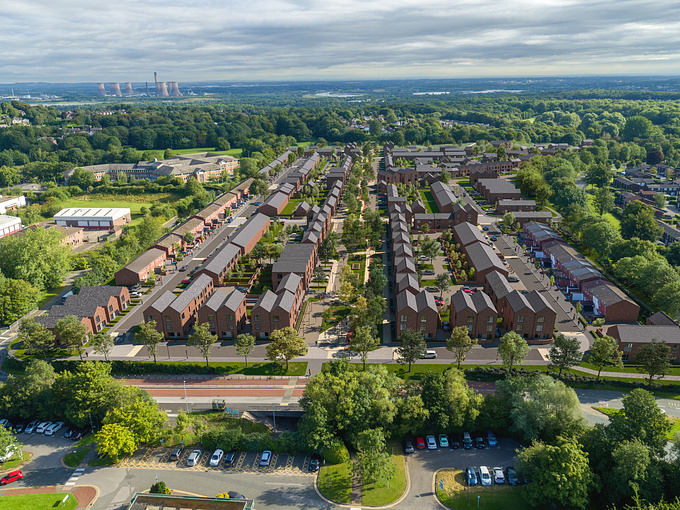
[235,333,255,366]
[586,335,624,380]
[547,334,582,376]
[635,339,672,385]
[446,326,476,369]
[136,320,164,364]
[498,331,530,368]
[55,315,89,360]
[396,329,426,372]
[188,322,217,367]
[96,423,137,462]
[103,397,167,445]
[91,332,114,361]
[266,327,308,371]
[350,325,378,370]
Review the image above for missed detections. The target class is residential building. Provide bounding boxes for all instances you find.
[450,290,498,342]
[250,290,298,339]
[396,290,439,339]
[198,289,247,338]
[607,324,680,362]
[115,248,167,286]
[229,213,271,256]
[196,242,241,286]
[271,243,317,290]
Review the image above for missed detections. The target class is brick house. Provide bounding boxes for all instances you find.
[258,192,290,216]
[272,243,317,290]
[500,290,555,342]
[250,290,298,339]
[496,199,536,214]
[229,214,271,256]
[581,279,640,322]
[115,248,167,286]
[198,289,247,339]
[463,241,508,284]
[476,179,522,204]
[196,242,240,286]
[607,324,680,362]
[396,290,439,340]
[450,290,498,342]
[153,233,184,257]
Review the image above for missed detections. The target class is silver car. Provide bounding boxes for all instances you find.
[186,450,202,466]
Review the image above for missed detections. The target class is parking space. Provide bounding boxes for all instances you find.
[117,447,314,476]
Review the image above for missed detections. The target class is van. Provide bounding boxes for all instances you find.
[479,466,492,486]
[422,351,437,359]
[462,432,473,449]
[224,451,236,466]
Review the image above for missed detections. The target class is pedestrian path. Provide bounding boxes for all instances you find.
[64,467,86,488]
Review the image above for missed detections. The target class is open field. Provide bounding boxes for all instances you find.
[170,147,243,157]
[0,493,79,510]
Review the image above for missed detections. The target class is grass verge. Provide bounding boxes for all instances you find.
[318,461,352,504]
[436,469,527,510]
[0,452,32,471]
[0,493,79,510]
[64,448,91,467]
[362,442,407,506]
[89,456,116,467]
[74,434,97,448]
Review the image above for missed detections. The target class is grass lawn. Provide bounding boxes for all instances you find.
[36,285,65,308]
[162,412,271,447]
[419,190,440,213]
[580,361,680,377]
[586,195,621,229]
[321,304,352,333]
[110,361,307,377]
[64,448,90,467]
[436,469,527,510]
[362,441,407,506]
[0,452,31,471]
[0,493,79,510]
[89,456,116,467]
[318,461,352,504]
[75,434,97,448]
[171,147,243,157]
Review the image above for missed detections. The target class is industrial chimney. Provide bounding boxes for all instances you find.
[97,83,106,97]
[124,82,133,95]
[110,83,122,96]
[168,82,181,96]
[157,82,169,97]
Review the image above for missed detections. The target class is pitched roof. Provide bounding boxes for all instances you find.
[170,274,213,313]
[230,213,270,248]
[253,290,277,313]
[276,273,302,295]
[525,291,554,314]
[453,222,487,247]
[465,241,505,273]
[612,325,680,344]
[200,242,240,277]
[485,270,513,300]
[272,243,316,274]
[123,248,166,273]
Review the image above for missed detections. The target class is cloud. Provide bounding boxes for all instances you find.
[1,0,679,82]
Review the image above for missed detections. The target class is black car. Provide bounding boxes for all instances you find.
[474,435,486,449]
[63,427,75,439]
[309,457,320,472]
[71,429,85,441]
[450,434,461,449]
[12,423,24,434]
[170,447,183,462]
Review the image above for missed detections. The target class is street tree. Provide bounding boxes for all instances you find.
[620,201,662,241]
[635,339,672,385]
[235,333,256,366]
[446,326,477,369]
[358,450,395,487]
[0,278,39,324]
[516,436,595,510]
[586,335,624,380]
[396,329,426,372]
[503,212,515,228]
[136,320,164,363]
[91,332,114,361]
[498,331,530,368]
[420,369,480,432]
[421,237,440,265]
[339,280,355,303]
[18,319,54,359]
[434,273,450,299]
[350,325,378,370]
[54,315,89,360]
[188,322,217,367]
[96,423,137,462]
[547,334,582,376]
[104,397,167,445]
[266,327,308,371]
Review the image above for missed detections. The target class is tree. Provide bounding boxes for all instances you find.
[266,327,308,371]
[396,329,426,372]
[135,215,164,248]
[445,326,476,369]
[606,439,653,504]
[339,280,355,303]
[55,315,89,360]
[0,426,22,462]
[498,331,530,368]
[586,335,623,380]
[0,360,55,420]
[608,389,671,457]
[623,115,653,141]
[150,481,172,494]
[350,325,378,370]
[547,334,582,376]
[420,369,480,432]
[516,436,594,510]
[91,332,114,361]
[421,237,440,264]
[96,423,137,462]
[184,232,195,245]
[620,201,662,242]
[235,333,255,366]
[68,167,96,189]
[502,212,515,228]
[592,186,615,216]
[188,322,217,367]
[434,273,450,299]
[654,193,667,209]
[104,397,167,445]
[0,279,39,325]
[136,320,164,363]
[582,220,620,257]
[497,374,585,442]
[635,339,672,385]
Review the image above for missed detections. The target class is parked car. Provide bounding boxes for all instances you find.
[479,466,492,486]
[434,298,444,306]
[442,321,452,332]
[462,432,473,449]
[309,457,320,472]
[421,350,437,359]
[181,278,192,284]
[25,420,40,434]
[0,470,23,486]
[130,292,142,299]
[260,450,272,466]
[426,435,437,450]
[490,236,497,241]
[36,421,52,434]
[493,467,505,484]
[485,429,497,447]
[425,286,439,293]
[71,428,85,441]
[450,434,461,449]
[403,440,415,454]
[187,450,202,466]
[224,452,236,466]
[466,466,478,486]
[45,421,64,436]
[482,226,489,231]
[169,448,182,462]
[209,449,224,467]
[0,419,11,429]
[254,202,261,206]
[415,436,426,450]
[438,434,449,448]
[422,270,436,275]
[179,266,187,272]
[13,423,25,434]
[418,255,429,260]
[506,466,519,486]
[474,434,486,449]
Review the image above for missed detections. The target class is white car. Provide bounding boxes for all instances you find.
[209,449,224,467]
[260,450,272,466]
[186,450,202,466]
[492,466,505,484]
[25,419,40,434]
[426,435,437,450]
[45,421,64,436]
[36,421,53,434]
[479,465,492,486]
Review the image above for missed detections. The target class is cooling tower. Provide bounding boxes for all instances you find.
[157,82,169,97]
[110,83,122,96]
[124,82,133,95]
[168,82,181,96]
[97,83,106,97]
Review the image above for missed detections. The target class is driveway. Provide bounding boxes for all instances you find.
[395,437,521,510]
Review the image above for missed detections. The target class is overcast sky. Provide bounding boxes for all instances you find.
[2,0,680,83]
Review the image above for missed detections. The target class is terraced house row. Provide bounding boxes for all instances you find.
[258,154,319,216]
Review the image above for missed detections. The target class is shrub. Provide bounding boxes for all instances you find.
[321,438,349,465]
[273,430,308,455]
[241,432,271,452]
[201,427,245,452]
[150,481,171,494]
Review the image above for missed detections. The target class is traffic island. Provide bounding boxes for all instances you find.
[435,469,526,510]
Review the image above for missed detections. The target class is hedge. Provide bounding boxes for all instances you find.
[321,438,350,465]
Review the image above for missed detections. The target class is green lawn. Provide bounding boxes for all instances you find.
[580,361,680,377]
[36,286,65,308]
[586,195,621,229]
[109,361,307,377]
[419,190,440,213]
[436,469,527,510]
[0,452,31,471]
[0,493,79,510]
[362,442,407,506]
[171,147,243,157]
[318,461,352,504]
[321,304,352,333]
[64,448,90,467]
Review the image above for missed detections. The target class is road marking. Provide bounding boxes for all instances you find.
[264,483,305,486]
[127,345,144,357]
[64,482,76,486]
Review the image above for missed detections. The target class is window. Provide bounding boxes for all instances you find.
[226,314,233,321]
[208,314,214,321]
[181,313,185,319]
[536,325,543,332]
[146,315,153,321]
[273,315,280,322]
[254,315,260,322]
[95,315,101,323]
[209,322,215,329]
[537,316,545,323]
[486,325,493,332]
[487,316,494,323]
[624,343,633,352]
[673,345,679,354]
[516,325,523,332]
[420,315,427,323]
[400,324,407,331]
[166,323,173,331]
[467,316,474,323]
[401,315,408,322]
[227,323,233,329]
[109,305,113,312]
[420,325,427,332]
[467,325,473,332]
[516,315,524,323]
[255,324,261,331]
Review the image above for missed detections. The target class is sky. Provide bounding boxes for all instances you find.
[2,0,680,83]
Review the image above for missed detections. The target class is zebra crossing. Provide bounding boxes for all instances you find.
[63,467,86,488]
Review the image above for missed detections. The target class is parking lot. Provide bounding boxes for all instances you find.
[118,447,315,476]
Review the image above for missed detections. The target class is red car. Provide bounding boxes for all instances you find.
[181,278,192,284]
[0,470,23,485]
[415,436,426,450]
[434,298,444,306]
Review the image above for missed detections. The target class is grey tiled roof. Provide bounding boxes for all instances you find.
[224,290,246,311]
[505,290,530,312]
[230,214,270,248]
[276,273,302,295]
[525,290,554,314]
[485,271,512,299]
[170,274,213,313]
[613,325,680,344]
[201,242,240,276]
[454,222,486,247]
[272,243,316,274]
[123,248,166,273]
[254,290,277,313]
[149,291,177,313]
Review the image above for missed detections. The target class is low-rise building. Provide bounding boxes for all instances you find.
[198,289,247,339]
[396,289,439,339]
[251,290,298,339]
[229,214,271,256]
[115,248,167,286]
[272,243,317,290]
[54,207,131,230]
[607,324,680,362]
[196,242,241,286]
[450,290,498,342]
[0,215,22,239]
